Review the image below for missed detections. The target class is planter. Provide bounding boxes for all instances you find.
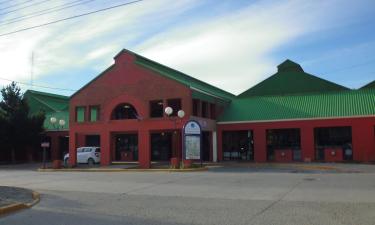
[170,157,180,169]
[183,159,193,168]
[324,148,343,162]
[52,160,62,169]
[274,149,293,162]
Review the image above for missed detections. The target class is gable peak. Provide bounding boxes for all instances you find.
[277,59,304,73]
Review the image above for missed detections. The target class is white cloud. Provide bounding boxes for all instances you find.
[0,0,371,94]
[135,0,358,94]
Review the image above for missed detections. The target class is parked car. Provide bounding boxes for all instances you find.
[64,147,100,166]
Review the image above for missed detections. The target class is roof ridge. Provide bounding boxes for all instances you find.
[122,49,235,99]
[25,90,70,99]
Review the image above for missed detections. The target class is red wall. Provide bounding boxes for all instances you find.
[217,117,375,163]
[69,51,193,168]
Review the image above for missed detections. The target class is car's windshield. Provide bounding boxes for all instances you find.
[95,148,101,153]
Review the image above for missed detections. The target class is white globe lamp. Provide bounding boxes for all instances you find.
[164,107,173,116]
[59,119,66,126]
[177,110,185,118]
[50,117,57,124]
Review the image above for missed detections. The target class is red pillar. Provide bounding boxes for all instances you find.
[253,128,267,162]
[68,132,77,167]
[138,130,151,168]
[100,131,111,166]
[352,122,375,162]
[209,132,213,162]
[301,126,315,162]
[217,130,223,161]
[50,134,59,160]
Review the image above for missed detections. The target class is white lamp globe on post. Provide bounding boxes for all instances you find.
[59,119,66,127]
[177,110,185,119]
[50,117,57,124]
[164,106,173,116]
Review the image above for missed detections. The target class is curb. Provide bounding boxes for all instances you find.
[37,167,208,173]
[0,191,40,216]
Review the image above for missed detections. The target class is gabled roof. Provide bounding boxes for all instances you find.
[360,80,375,89]
[238,60,349,97]
[71,49,235,102]
[24,90,69,114]
[219,89,375,122]
[132,50,235,101]
[24,90,69,131]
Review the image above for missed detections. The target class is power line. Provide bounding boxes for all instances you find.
[0,0,33,12]
[0,77,77,92]
[0,0,95,27]
[0,0,143,37]
[0,0,55,17]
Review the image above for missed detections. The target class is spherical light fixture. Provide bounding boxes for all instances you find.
[177,110,185,118]
[59,119,66,126]
[164,106,173,116]
[50,117,57,124]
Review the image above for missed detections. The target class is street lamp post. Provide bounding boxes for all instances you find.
[164,107,185,166]
[42,117,66,168]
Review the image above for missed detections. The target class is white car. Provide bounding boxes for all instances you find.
[64,147,100,166]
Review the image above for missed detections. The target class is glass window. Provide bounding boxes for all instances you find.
[76,106,85,122]
[90,106,100,122]
[192,99,199,116]
[167,98,181,116]
[210,103,216,119]
[201,101,208,118]
[112,103,138,120]
[150,100,163,118]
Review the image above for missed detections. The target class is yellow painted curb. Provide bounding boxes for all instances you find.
[37,167,208,173]
[0,203,27,216]
[0,191,40,216]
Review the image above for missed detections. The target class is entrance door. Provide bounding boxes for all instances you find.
[115,134,138,161]
[151,132,172,161]
[58,136,69,159]
[222,130,254,161]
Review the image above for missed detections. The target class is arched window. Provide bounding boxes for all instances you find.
[112,103,139,120]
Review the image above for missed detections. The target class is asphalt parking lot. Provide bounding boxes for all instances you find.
[0,163,375,225]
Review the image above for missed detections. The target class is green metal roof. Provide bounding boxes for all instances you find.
[238,60,349,98]
[24,90,69,130]
[71,49,235,103]
[360,80,375,89]
[219,89,375,122]
[126,49,235,101]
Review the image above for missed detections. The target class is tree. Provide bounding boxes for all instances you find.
[0,82,45,163]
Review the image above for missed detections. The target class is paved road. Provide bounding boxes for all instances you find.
[0,164,375,225]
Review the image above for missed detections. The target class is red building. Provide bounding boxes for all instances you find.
[68,49,375,168]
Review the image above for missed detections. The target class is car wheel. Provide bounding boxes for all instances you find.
[88,158,95,166]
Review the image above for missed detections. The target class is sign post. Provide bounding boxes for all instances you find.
[183,120,202,166]
[41,142,50,169]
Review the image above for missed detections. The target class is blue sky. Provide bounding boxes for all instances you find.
[0,0,374,96]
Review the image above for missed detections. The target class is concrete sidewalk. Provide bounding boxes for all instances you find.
[0,186,40,216]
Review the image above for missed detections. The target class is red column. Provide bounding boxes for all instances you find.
[100,131,111,166]
[352,122,375,162]
[217,130,223,161]
[254,128,267,162]
[301,126,315,162]
[138,130,151,168]
[68,132,77,167]
[209,132,213,162]
[50,134,59,160]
